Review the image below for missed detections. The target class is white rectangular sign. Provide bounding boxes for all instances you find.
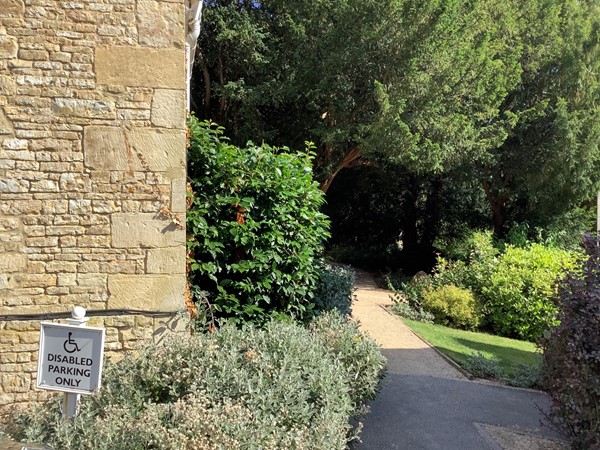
[37,322,105,395]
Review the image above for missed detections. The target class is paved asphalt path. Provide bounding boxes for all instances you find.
[351,270,566,450]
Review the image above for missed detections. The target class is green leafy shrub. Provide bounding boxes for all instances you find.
[387,271,436,324]
[313,263,355,317]
[390,301,434,324]
[388,271,432,310]
[540,235,600,449]
[187,118,330,324]
[481,243,577,341]
[392,232,497,310]
[433,231,498,296]
[384,270,411,292]
[421,285,480,329]
[9,316,385,450]
[428,232,579,341]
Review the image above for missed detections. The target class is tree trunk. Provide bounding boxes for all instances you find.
[483,179,507,238]
[319,146,362,193]
[421,176,443,248]
[402,176,419,256]
[199,56,211,110]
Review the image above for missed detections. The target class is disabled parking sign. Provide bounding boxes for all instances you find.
[37,322,105,395]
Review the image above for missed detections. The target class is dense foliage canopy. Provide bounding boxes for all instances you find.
[193,0,599,272]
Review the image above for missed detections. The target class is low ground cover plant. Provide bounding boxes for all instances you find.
[187,118,329,325]
[390,301,434,323]
[462,353,503,380]
[7,313,385,450]
[540,236,600,448]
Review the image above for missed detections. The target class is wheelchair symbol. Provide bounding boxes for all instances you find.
[63,332,81,354]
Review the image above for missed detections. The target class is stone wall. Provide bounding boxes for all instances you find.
[0,0,187,406]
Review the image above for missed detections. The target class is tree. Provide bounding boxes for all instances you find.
[193,0,523,190]
[192,0,599,264]
[480,0,600,237]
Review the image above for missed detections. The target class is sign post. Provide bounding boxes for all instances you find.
[37,307,105,419]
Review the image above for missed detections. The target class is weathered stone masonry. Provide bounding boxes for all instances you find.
[0,0,187,406]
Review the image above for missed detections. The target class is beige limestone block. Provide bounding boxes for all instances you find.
[0,393,15,405]
[95,46,186,89]
[68,199,92,214]
[0,36,17,59]
[17,353,31,363]
[2,139,27,150]
[52,98,115,119]
[46,261,77,273]
[128,128,185,171]
[59,173,91,191]
[83,126,185,172]
[0,106,14,136]
[9,274,56,289]
[1,373,30,393]
[0,331,19,345]
[30,179,59,192]
[57,273,76,286]
[0,75,15,96]
[18,49,49,61]
[171,177,187,212]
[112,213,185,248]
[0,353,17,364]
[76,273,107,288]
[0,253,26,273]
[104,316,135,328]
[151,89,186,129]
[146,246,185,274]
[107,274,185,310]
[119,326,152,343]
[0,0,24,16]
[0,328,29,343]
[0,178,27,193]
[137,0,185,49]
[0,274,10,290]
[0,217,20,232]
[83,126,129,169]
[136,315,153,327]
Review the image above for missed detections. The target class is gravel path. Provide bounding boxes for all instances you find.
[352,270,465,380]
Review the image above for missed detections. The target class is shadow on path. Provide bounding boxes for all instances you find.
[355,349,562,450]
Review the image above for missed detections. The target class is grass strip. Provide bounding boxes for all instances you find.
[400,318,541,376]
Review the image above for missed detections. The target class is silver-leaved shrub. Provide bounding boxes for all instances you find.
[7,313,385,450]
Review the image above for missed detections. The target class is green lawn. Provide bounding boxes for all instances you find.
[401,318,542,376]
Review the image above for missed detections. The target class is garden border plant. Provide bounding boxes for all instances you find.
[387,231,579,342]
[187,117,330,326]
[540,235,600,448]
[5,312,386,450]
